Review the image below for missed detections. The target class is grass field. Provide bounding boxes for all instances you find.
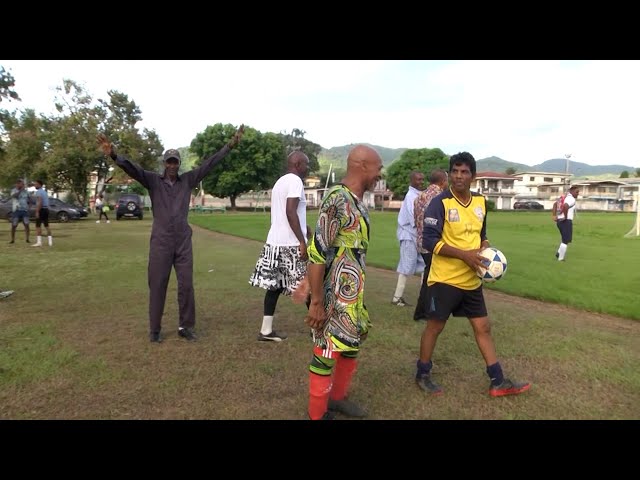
[0,217,638,420]
[190,210,640,320]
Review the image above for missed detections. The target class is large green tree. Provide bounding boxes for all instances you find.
[278,128,321,173]
[0,109,47,189]
[0,66,20,105]
[385,148,449,199]
[0,65,21,165]
[190,124,286,210]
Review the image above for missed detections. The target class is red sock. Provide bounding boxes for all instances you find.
[309,372,333,420]
[330,356,357,401]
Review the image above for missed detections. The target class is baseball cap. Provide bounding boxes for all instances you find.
[163,149,181,163]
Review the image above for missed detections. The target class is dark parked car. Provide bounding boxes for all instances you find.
[116,194,144,220]
[513,200,544,210]
[0,196,83,222]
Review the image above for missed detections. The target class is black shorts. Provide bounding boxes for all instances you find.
[426,282,488,321]
[36,208,49,227]
[556,219,573,244]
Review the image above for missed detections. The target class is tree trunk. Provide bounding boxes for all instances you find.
[230,195,237,210]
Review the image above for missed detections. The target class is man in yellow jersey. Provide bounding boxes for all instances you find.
[415,152,530,397]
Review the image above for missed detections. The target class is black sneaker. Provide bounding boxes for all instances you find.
[257,330,288,342]
[178,327,197,341]
[555,252,559,259]
[489,378,531,397]
[392,296,411,306]
[149,332,162,343]
[328,398,367,418]
[416,373,443,395]
[309,411,336,420]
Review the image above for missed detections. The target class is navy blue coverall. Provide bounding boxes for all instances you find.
[114,145,231,334]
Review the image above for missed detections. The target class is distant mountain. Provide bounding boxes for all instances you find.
[316,146,635,178]
[318,144,406,170]
[475,156,529,173]
[533,159,635,177]
[476,156,635,177]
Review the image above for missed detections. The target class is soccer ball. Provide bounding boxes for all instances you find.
[477,247,507,283]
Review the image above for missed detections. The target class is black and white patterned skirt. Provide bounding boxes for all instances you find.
[249,244,307,295]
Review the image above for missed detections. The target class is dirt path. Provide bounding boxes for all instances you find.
[198,227,640,334]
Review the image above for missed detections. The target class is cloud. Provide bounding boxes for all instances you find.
[1,60,639,167]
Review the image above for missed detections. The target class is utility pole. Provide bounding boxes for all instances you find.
[564,153,572,188]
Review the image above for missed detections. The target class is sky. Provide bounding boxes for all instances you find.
[1,60,639,168]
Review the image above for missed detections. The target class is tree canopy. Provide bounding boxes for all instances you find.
[385,148,449,199]
[190,124,286,209]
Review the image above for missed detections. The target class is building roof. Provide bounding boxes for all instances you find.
[475,171,520,180]
[514,171,571,176]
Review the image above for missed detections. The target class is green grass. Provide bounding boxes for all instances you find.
[190,210,640,320]
[0,217,638,419]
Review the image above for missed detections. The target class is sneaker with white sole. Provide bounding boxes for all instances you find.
[391,296,410,306]
[257,330,288,342]
[0,290,14,299]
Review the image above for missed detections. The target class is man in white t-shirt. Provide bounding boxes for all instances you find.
[249,151,311,341]
[555,186,579,261]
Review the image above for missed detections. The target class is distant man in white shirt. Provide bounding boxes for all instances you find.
[392,171,425,306]
[555,186,579,261]
[249,151,311,341]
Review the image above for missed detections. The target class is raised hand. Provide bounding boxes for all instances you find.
[228,124,245,149]
[96,133,115,157]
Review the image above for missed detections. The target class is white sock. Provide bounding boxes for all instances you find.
[260,315,274,335]
[393,274,408,299]
[558,243,567,261]
[48,236,52,246]
[36,235,42,245]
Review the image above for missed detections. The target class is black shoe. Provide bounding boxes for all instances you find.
[489,378,531,397]
[555,252,559,259]
[328,398,368,418]
[26,239,30,243]
[416,373,443,395]
[309,411,336,420]
[149,332,162,343]
[178,327,197,341]
[257,330,288,342]
[9,240,14,244]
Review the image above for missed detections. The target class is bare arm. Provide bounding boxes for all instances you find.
[286,197,308,261]
[35,194,42,216]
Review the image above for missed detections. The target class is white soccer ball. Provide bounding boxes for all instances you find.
[477,247,507,283]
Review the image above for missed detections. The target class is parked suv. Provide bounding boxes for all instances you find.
[116,194,144,220]
[513,200,544,210]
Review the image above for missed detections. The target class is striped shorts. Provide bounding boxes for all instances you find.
[396,239,425,275]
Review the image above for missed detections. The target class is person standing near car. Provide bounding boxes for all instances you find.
[9,178,30,244]
[97,126,244,343]
[95,194,110,224]
[32,180,53,247]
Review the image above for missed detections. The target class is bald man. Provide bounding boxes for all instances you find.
[305,145,383,420]
[249,151,311,342]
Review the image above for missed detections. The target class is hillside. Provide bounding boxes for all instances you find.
[318,144,406,171]
[313,144,636,177]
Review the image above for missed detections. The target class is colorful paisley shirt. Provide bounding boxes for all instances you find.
[307,184,371,351]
